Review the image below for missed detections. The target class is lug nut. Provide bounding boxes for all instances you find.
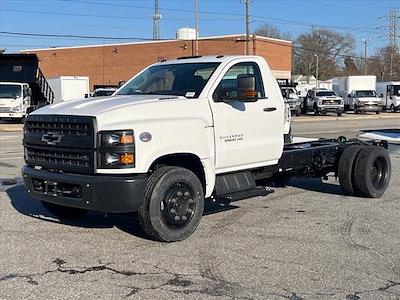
[170,208,176,214]
[188,199,194,204]
[182,216,188,222]
[186,208,193,214]
[177,191,183,197]
[171,198,177,204]
[174,216,181,221]
[184,192,189,197]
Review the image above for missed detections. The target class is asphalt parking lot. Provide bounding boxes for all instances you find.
[0,114,399,299]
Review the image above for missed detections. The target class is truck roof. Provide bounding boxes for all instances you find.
[156,55,263,65]
[0,82,24,85]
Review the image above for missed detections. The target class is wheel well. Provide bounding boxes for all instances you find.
[149,154,206,192]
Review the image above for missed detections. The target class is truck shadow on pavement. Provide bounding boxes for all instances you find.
[6,184,239,239]
[285,177,345,195]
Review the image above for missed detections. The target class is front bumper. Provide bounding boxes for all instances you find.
[22,165,147,213]
[317,105,344,113]
[356,104,383,112]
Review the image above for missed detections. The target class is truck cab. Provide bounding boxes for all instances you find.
[0,82,31,120]
[376,81,400,112]
[305,88,344,116]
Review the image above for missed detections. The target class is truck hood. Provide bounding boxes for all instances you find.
[30,94,212,130]
[317,96,343,101]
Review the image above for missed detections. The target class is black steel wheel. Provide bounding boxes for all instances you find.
[161,182,197,228]
[353,146,391,198]
[41,201,87,219]
[138,167,204,242]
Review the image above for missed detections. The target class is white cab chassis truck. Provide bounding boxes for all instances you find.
[332,76,383,113]
[376,81,400,112]
[22,56,392,242]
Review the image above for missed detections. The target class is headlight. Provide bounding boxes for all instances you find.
[98,130,135,168]
[318,100,322,106]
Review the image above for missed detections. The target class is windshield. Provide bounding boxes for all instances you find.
[92,90,115,97]
[0,84,22,99]
[116,62,220,98]
[355,90,377,98]
[316,91,336,97]
[394,85,400,96]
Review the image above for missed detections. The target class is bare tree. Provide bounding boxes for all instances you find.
[254,23,292,41]
[293,28,355,80]
[367,46,400,81]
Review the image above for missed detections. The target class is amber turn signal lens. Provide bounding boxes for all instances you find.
[119,134,134,144]
[119,153,134,164]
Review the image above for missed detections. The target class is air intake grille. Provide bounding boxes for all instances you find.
[24,115,96,174]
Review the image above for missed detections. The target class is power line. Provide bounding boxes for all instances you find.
[62,0,381,36]
[2,29,391,64]
[0,31,159,41]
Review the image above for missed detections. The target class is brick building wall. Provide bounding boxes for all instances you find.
[22,35,292,91]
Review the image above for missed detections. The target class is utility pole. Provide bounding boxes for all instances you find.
[194,0,199,55]
[361,38,369,75]
[387,8,398,80]
[245,0,250,55]
[314,54,319,88]
[153,0,161,41]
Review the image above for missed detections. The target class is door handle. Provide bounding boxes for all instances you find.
[263,107,276,112]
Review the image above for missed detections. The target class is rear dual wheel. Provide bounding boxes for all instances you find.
[338,145,391,198]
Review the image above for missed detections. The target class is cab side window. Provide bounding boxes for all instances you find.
[213,62,265,101]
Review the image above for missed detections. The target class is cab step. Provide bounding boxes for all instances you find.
[215,187,274,204]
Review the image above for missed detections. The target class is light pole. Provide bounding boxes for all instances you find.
[314,54,319,88]
[194,0,199,55]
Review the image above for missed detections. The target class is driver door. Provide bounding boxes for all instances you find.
[209,61,281,173]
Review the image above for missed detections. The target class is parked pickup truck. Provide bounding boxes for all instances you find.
[22,55,391,242]
[280,86,301,116]
[304,88,344,116]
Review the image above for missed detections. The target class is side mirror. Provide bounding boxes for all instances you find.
[380,93,384,97]
[347,94,351,98]
[237,75,258,102]
[84,93,89,98]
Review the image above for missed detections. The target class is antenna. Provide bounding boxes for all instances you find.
[153,0,161,41]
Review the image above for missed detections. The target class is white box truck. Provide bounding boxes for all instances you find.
[332,76,383,113]
[48,76,90,104]
[376,81,400,112]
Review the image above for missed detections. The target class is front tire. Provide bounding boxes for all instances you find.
[41,201,87,219]
[138,167,204,242]
[314,105,319,115]
[390,104,396,112]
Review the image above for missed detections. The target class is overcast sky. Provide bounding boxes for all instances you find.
[0,0,398,55]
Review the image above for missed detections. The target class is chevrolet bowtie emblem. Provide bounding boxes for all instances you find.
[42,132,63,145]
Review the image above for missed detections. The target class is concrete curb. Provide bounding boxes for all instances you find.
[292,114,400,123]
